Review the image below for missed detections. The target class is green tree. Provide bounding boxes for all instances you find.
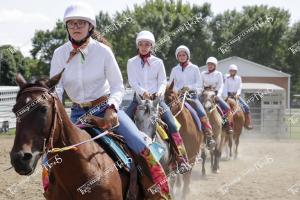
[0,46,17,85]
[31,21,67,76]
[210,5,290,68]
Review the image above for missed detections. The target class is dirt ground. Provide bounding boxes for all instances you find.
[0,134,300,200]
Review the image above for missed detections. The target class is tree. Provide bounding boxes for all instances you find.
[31,21,67,76]
[210,5,290,68]
[283,22,300,96]
[0,46,17,85]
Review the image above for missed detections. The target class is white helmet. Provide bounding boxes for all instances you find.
[206,57,218,66]
[229,64,238,71]
[136,31,155,46]
[175,45,190,59]
[63,2,96,27]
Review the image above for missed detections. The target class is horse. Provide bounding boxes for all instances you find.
[225,94,245,159]
[133,95,171,172]
[201,88,225,174]
[164,81,204,200]
[10,72,144,200]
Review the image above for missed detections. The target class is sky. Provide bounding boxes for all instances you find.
[0,0,299,56]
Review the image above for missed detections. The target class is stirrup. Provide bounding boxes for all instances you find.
[206,137,216,150]
[178,162,192,174]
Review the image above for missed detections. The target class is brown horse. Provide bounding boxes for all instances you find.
[10,72,143,200]
[201,89,225,173]
[164,82,204,200]
[225,97,245,159]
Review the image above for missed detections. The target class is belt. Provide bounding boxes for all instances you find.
[72,95,109,109]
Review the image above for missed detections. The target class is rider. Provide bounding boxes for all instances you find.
[223,64,253,129]
[126,31,191,174]
[201,57,234,133]
[50,3,171,199]
[169,45,216,149]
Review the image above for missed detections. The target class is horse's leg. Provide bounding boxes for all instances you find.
[181,171,192,200]
[210,149,214,172]
[213,148,222,173]
[229,133,233,159]
[45,183,71,200]
[201,148,207,176]
[234,133,240,159]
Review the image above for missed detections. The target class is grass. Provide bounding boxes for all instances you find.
[0,128,15,136]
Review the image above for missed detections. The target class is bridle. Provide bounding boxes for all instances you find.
[14,86,64,156]
[166,90,188,117]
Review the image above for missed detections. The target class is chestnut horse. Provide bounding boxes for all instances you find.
[10,72,143,200]
[164,82,204,200]
[225,97,245,159]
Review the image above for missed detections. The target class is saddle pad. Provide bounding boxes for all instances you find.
[184,102,202,131]
[91,128,132,170]
[156,124,169,140]
[149,142,166,161]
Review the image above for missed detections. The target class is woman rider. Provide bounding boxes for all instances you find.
[169,45,216,149]
[201,57,234,133]
[50,3,171,199]
[223,64,253,129]
[126,31,191,174]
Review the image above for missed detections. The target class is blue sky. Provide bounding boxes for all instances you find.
[0,0,299,56]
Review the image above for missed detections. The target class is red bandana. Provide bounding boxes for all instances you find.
[139,52,151,67]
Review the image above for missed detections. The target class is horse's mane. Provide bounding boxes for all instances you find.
[16,79,49,100]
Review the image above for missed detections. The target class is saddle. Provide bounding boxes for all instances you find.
[79,116,138,200]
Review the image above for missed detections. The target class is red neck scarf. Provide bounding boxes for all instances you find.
[180,61,190,71]
[208,68,216,74]
[66,38,90,64]
[139,52,151,67]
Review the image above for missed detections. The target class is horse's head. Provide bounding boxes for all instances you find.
[134,95,159,138]
[10,70,64,175]
[164,80,181,114]
[201,89,217,113]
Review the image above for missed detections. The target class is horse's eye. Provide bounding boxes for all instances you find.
[39,106,47,113]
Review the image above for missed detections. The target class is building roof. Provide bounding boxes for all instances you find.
[242,83,284,91]
[199,56,291,78]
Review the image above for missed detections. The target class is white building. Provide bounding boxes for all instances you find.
[0,86,19,130]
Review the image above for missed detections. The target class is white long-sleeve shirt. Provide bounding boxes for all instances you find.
[169,63,202,93]
[127,55,167,96]
[200,70,224,97]
[223,74,242,97]
[50,38,124,110]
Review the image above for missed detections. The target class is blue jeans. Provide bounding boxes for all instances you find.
[71,104,148,154]
[238,97,250,113]
[126,94,178,134]
[188,95,206,118]
[217,97,231,113]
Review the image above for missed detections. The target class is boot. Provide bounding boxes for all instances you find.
[223,118,233,134]
[223,109,234,134]
[244,112,253,130]
[170,132,191,174]
[140,148,172,200]
[200,117,216,150]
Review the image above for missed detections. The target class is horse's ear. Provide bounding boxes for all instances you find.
[169,79,175,91]
[16,73,27,88]
[136,94,143,104]
[153,97,160,107]
[47,69,65,89]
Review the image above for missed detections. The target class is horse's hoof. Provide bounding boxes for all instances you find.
[213,169,220,174]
